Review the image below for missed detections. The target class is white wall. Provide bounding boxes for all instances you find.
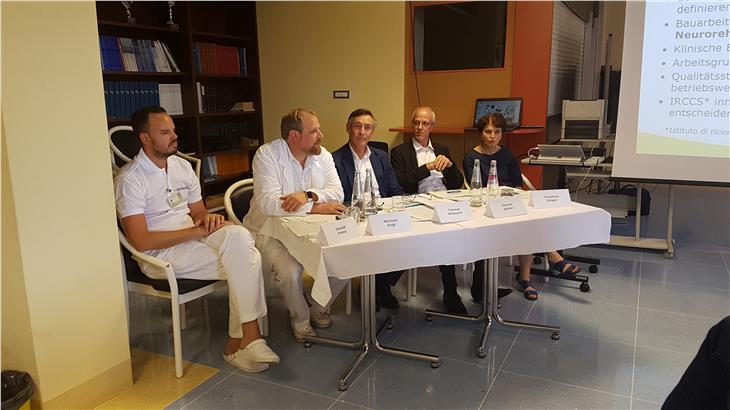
[2,2,131,405]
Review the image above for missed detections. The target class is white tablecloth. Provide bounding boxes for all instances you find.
[259,193,611,306]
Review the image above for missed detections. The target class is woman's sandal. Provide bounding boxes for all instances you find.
[549,259,582,277]
[517,279,538,301]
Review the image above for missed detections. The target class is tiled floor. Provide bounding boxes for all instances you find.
[123,185,728,409]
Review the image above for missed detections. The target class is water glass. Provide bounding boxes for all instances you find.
[391,195,405,212]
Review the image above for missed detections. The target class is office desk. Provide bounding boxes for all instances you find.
[259,194,610,390]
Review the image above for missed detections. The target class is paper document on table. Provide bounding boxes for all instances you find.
[281,215,337,224]
[407,205,435,221]
[282,220,321,238]
[430,190,471,201]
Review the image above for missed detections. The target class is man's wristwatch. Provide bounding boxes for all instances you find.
[305,191,315,202]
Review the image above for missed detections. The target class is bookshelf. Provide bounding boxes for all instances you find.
[96,1,263,200]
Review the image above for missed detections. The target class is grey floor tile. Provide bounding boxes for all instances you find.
[391,317,517,368]
[329,400,374,410]
[638,280,730,319]
[631,398,663,410]
[526,293,638,345]
[636,309,717,354]
[640,252,730,290]
[632,346,693,404]
[542,269,640,307]
[340,357,495,409]
[262,333,380,399]
[502,332,635,396]
[165,371,234,409]
[482,370,631,409]
[179,372,335,409]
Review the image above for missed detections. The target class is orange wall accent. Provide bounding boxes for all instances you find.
[402,2,516,127]
[400,1,554,189]
[510,1,553,189]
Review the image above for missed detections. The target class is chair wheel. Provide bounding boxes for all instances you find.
[551,332,560,340]
[387,322,394,329]
[303,341,312,348]
[533,256,543,265]
[430,361,440,369]
[580,283,590,292]
[338,381,349,391]
[589,265,598,273]
[477,348,487,358]
[425,315,433,322]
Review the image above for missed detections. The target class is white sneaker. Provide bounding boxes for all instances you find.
[292,322,317,342]
[311,310,333,328]
[223,352,270,373]
[237,339,280,364]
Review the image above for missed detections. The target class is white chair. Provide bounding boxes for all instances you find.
[224,179,353,315]
[110,125,227,378]
[223,179,270,335]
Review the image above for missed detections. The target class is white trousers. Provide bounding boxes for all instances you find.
[256,234,348,329]
[143,225,266,339]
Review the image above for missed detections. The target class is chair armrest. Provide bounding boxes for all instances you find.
[118,230,170,270]
[177,152,202,179]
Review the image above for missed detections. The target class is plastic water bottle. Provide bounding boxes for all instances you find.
[352,169,363,211]
[364,169,377,215]
[486,160,499,199]
[470,159,483,207]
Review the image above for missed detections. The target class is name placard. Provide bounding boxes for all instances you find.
[365,212,412,236]
[317,218,360,246]
[484,196,528,219]
[432,201,472,224]
[529,189,572,209]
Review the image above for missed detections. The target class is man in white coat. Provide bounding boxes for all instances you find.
[244,108,348,341]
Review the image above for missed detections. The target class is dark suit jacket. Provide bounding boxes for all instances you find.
[332,143,405,201]
[390,139,464,194]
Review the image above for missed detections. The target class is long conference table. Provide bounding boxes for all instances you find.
[258,190,611,391]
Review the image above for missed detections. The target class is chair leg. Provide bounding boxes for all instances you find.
[171,299,184,378]
[258,315,269,337]
[345,279,352,315]
[411,267,418,296]
[180,304,187,330]
[405,269,412,302]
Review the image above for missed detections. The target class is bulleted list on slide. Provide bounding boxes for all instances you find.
[637,1,730,158]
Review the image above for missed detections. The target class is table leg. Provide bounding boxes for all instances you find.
[303,274,440,391]
[487,259,561,340]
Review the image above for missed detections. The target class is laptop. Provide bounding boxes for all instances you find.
[465,97,523,131]
[536,144,585,164]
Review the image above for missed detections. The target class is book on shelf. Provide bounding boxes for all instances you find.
[99,36,180,73]
[201,151,249,181]
[193,42,248,75]
[158,83,184,115]
[104,81,183,118]
[195,83,242,113]
[201,121,250,152]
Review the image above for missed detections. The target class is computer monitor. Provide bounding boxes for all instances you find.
[472,97,523,130]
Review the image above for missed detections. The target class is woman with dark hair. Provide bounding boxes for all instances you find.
[463,113,582,301]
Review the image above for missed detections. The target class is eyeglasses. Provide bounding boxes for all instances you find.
[412,120,432,128]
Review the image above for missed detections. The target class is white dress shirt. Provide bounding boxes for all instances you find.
[349,144,380,198]
[243,138,344,233]
[115,149,202,232]
[412,139,447,193]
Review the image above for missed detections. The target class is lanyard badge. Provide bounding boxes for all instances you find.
[167,191,183,208]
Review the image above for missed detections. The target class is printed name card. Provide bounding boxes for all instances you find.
[317,218,360,246]
[365,212,412,236]
[432,201,472,223]
[484,196,528,219]
[529,189,572,209]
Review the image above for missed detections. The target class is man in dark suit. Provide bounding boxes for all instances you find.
[332,108,405,309]
[390,106,468,314]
